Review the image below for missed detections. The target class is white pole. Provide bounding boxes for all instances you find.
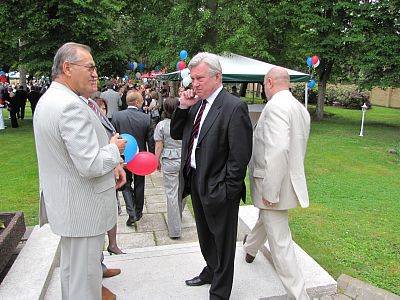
[304,82,308,109]
[359,109,366,137]
[0,106,4,130]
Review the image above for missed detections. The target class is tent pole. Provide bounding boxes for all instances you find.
[252,83,255,104]
[304,82,308,109]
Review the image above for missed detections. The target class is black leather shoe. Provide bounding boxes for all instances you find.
[126,217,136,227]
[185,276,211,286]
[243,234,255,263]
[135,212,143,222]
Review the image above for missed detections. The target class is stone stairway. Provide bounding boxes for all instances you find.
[1,172,339,299]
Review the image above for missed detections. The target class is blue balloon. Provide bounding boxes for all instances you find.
[120,134,138,163]
[306,57,313,67]
[309,79,316,89]
[138,63,145,71]
[180,50,188,60]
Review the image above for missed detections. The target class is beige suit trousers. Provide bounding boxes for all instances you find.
[244,209,309,300]
[60,234,104,300]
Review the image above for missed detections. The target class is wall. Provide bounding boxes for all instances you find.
[370,87,400,108]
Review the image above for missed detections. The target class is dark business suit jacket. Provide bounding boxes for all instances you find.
[111,107,155,218]
[111,108,155,153]
[171,88,253,210]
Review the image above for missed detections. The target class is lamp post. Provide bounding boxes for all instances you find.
[359,103,368,137]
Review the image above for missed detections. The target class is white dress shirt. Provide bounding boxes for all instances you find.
[190,85,223,169]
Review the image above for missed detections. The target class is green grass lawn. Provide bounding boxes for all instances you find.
[0,104,399,294]
[293,106,400,294]
[0,107,39,225]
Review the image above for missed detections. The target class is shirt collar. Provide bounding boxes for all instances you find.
[205,85,223,105]
[79,96,89,104]
[128,105,139,109]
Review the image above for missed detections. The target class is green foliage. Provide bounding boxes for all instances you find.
[0,0,399,119]
[0,0,129,76]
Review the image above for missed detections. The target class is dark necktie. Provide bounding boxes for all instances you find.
[185,99,207,175]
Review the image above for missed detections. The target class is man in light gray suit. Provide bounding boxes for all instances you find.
[101,81,122,120]
[34,42,126,300]
[243,67,311,300]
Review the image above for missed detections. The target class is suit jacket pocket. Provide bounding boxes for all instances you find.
[252,168,265,179]
[94,175,116,193]
[206,180,227,209]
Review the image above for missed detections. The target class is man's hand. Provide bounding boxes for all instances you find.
[262,198,274,207]
[179,89,201,109]
[114,163,126,189]
[110,133,127,154]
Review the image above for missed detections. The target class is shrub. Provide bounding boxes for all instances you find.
[290,83,370,110]
[325,84,371,109]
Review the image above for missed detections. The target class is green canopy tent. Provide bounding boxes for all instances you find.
[156,53,310,83]
[156,53,312,107]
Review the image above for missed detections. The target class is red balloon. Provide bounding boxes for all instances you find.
[311,56,319,65]
[126,152,158,176]
[177,61,186,71]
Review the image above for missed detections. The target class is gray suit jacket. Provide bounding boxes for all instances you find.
[249,90,310,210]
[34,82,120,237]
[101,88,122,119]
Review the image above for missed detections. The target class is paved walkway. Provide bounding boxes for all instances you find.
[104,171,198,251]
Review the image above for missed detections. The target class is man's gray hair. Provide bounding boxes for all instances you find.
[188,52,222,80]
[51,42,91,80]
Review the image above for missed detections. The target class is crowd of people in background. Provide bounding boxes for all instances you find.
[0,82,48,128]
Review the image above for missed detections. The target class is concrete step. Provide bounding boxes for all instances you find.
[238,205,337,299]
[45,242,300,299]
[0,224,60,300]
[45,204,337,300]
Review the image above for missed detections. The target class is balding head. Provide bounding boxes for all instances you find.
[264,67,290,100]
[126,90,144,107]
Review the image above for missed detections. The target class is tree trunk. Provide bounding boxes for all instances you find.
[19,69,27,90]
[256,83,261,97]
[205,0,218,47]
[316,60,334,120]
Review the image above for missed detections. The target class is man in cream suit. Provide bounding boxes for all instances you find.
[243,67,311,300]
[34,42,126,300]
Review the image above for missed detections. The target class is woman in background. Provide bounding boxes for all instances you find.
[154,97,186,239]
[92,95,125,255]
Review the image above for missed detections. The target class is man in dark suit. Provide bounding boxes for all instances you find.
[15,85,28,119]
[170,52,253,300]
[28,85,41,116]
[112,90,155,226]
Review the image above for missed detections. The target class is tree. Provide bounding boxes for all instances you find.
[0,0,129,78]
[249,0,400,119]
